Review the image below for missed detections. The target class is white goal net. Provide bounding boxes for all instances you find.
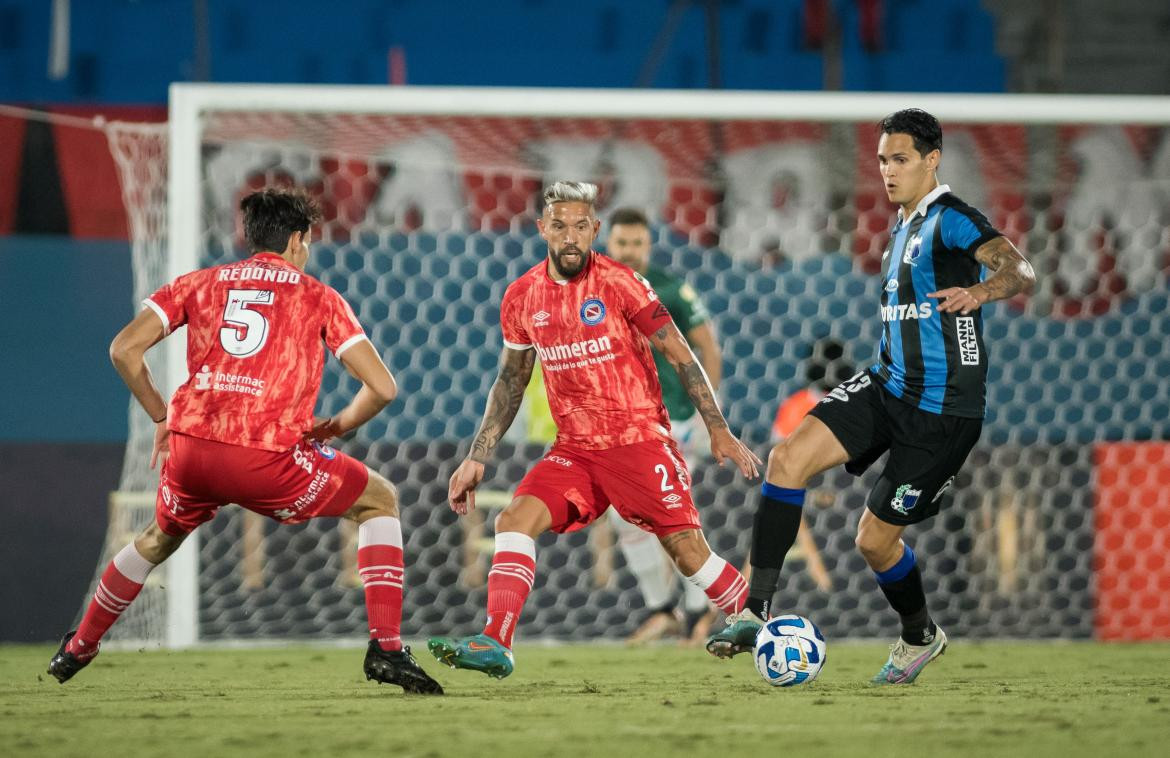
[91,87,1170,647]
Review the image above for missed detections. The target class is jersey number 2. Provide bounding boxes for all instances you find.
[654,464,675,492]
[220,289,274,358]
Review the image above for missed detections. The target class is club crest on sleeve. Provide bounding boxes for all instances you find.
[902,234,924,265]
[580,298,606,326]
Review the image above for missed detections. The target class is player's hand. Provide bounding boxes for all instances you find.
[449,459,486,515]
[150,421,171,470]
[709,426,762,479]
[929,286,986,315]
[304,416,343,442]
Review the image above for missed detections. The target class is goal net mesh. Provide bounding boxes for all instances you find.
[95,102,1170,645]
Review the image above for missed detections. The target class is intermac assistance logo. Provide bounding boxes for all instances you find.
[194,365,212,390]
[890,483,922,515]
[579,298,606,326]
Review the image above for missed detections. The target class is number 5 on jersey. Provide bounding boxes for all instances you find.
[220,289,274,357]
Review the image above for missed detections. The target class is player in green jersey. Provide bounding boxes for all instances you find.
[604,207,724,645]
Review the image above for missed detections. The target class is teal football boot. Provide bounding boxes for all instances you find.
[427,633,515,679]
[705,610,766,659]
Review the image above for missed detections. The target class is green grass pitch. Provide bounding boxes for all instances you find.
[3,640,1169,758]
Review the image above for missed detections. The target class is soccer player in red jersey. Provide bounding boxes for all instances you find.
[48,188,442,694]
[427,182,761,679]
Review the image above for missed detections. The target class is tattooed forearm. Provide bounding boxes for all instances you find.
[468,349,535,463]
[650,321,728,433]
[675,360,728,432]
[973,236,1036,303]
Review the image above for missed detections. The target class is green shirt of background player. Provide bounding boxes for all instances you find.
[606,207,723,431]
[601,206,725,646]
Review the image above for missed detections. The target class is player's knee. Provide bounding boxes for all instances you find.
[493,508,522,535]
[766,440,808,487]
[854,526,895,568]
[134,521,185,564]
[494,501,544,537]
[363,471,399,518]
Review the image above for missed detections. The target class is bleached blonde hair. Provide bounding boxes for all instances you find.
[542,181,599,208]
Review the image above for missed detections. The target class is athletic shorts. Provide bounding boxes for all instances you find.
[515,438,701,537]
[808,370,983,526]
[155,432,369,536]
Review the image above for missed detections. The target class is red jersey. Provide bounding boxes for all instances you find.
[145,252,367,452]
[500,252,673,449]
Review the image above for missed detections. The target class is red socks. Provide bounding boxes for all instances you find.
[357,517,405,652]
[685,553,748,615]
[483,532,536,649]
[69,543,157,657]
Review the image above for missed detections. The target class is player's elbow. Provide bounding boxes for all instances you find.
[367,374,398,407]
[108,333,140,370]
[1017,260,1037,295]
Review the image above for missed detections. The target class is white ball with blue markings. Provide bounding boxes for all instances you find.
[752,614,826,687]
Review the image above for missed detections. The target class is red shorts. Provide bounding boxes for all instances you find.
[515,438,701,537]
[155,432,369,536]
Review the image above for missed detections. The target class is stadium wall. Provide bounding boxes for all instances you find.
[0,0,1003,103]
[0,236,131,641]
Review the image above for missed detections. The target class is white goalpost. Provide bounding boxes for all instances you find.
[86,84,1170,648]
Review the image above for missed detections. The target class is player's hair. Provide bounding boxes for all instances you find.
[608,207,650,229]
[542,181,598,209]
[879,108,943,157]
[240,188,323,253]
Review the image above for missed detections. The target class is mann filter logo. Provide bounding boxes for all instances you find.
[891,484,922,515]
[580,298,607,326]
[957,316,980,366]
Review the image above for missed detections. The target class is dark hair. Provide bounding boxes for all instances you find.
[240,188,322,253]
[879,109,942,157]
[608,207,651,229]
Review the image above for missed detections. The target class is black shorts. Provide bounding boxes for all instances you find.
[807,370,983,526]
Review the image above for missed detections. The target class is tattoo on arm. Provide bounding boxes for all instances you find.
[651,323,727,433]
[973,236,1036,303]
[468,348,535,463]
[658,530,694,552]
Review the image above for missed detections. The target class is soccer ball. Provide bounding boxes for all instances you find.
[752,614,826,687]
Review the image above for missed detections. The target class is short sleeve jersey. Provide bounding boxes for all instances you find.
[643,265,711,421]
[145,252,368,452]
[500,253,673,450]
[870,186,1001,418]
